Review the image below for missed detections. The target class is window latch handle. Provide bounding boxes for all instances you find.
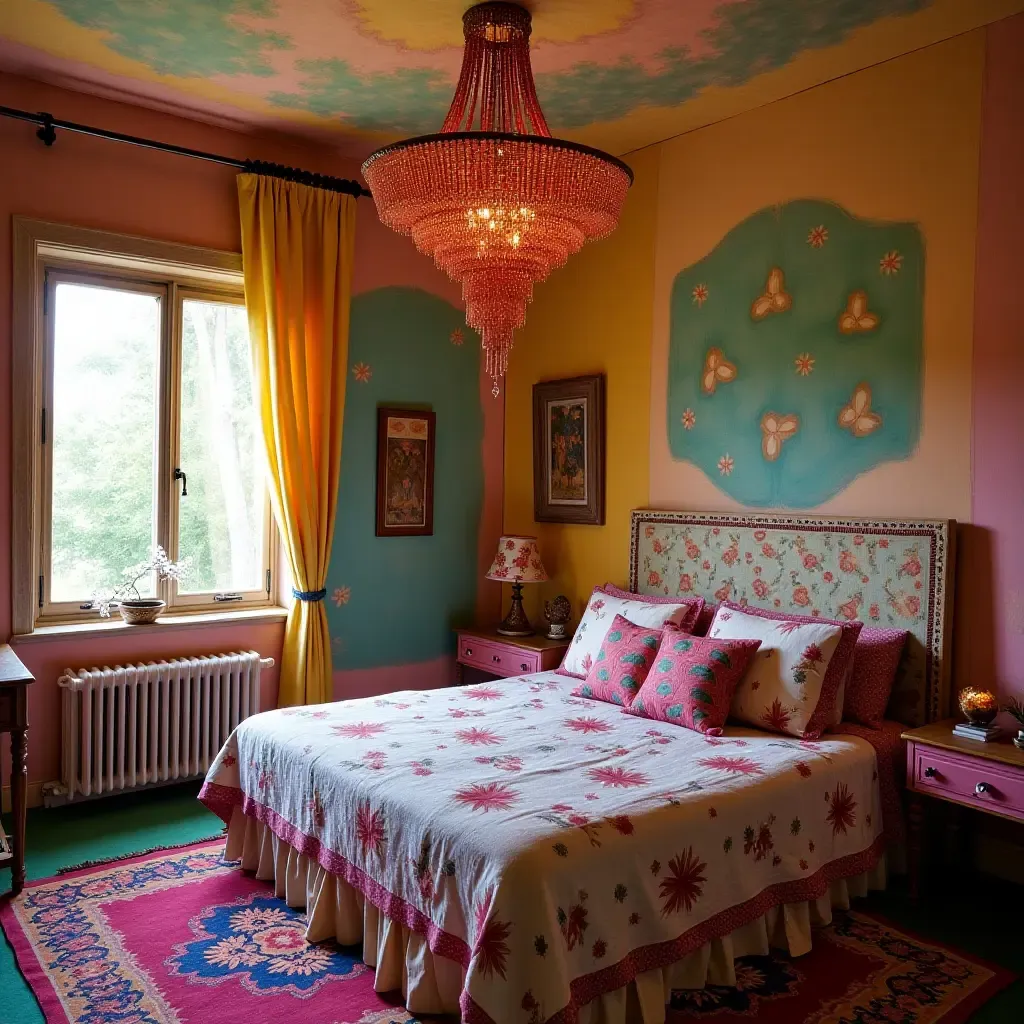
[174,467,187,497]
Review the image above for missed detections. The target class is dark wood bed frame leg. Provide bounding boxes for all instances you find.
[908,792,924,899]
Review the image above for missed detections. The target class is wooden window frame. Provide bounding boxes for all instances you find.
[12,218,280,633]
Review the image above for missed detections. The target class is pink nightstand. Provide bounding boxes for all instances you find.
[903,719,1024,897]
[454,628,569,684]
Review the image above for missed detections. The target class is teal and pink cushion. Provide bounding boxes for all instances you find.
[844,627,909,727]
[571,614,664,706]
[624,632,762,734]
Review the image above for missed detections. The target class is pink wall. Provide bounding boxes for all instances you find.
[0,71,502,791]
[964,15,1024,706]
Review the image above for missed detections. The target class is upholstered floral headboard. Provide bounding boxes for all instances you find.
[628,510,955,726]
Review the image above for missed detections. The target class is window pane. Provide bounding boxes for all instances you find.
[51,282,159,602]
[178,298,265,594]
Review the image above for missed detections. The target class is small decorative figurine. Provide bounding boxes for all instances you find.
[543,595,572,640]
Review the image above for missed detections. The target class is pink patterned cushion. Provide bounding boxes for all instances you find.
[625,632,761,734]
[717,601,863,739]
[692,602,717,637]
[598,583,705,628]
[844,628,909,727]
[572,615,664,706]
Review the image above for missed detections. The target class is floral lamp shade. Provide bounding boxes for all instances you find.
[486,536,548,584]
[486,536,547,636]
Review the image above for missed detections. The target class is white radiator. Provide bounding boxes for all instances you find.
[54,651,272,802]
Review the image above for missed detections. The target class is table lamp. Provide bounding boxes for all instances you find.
[486,536,548,636]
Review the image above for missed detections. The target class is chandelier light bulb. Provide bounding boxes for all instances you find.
[361,1,633,395]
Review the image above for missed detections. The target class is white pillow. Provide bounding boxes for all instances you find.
[559,589,697,678]
[709,605,843,738]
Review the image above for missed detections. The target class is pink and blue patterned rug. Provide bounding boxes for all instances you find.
[0,839,1013,1023]
[0,840,415,1024]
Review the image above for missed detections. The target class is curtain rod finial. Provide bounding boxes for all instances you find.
[36,112,56,147]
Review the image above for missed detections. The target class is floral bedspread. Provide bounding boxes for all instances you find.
[199,673,884,1024]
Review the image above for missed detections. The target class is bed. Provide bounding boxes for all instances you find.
[200,510,955,1024]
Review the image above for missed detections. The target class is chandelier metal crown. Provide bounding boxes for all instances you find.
[361,1,633,395]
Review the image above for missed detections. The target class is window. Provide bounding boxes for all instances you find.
[14,220,279,630]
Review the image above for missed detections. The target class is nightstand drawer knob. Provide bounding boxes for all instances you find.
[521,663,529,672]
[924,766,937,778]
[975,781,991,796]
[464,648,472,656]
[492,655,501,663]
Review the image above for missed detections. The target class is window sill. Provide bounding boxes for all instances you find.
[11,606,289,645]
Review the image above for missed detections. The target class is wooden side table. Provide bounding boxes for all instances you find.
[0,644,32,896]
[903,718,1024,898]
[455,628,570,684]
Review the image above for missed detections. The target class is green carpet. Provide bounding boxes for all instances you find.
[1,789,1021,1023]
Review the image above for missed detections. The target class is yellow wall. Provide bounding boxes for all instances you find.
[503,30,987,626]
[502,146,660,622]
[649,30,984,522]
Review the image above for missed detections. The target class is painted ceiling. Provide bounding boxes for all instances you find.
[1,0,1021,158]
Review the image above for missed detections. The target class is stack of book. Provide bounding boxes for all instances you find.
[953,721,1002,742]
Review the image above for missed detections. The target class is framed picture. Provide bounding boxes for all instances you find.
[533,374,605,525]
[375,407,436,537]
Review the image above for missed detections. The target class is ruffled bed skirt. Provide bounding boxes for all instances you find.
[224,806,886,1023]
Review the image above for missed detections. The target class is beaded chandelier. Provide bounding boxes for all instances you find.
[361,1,633,395]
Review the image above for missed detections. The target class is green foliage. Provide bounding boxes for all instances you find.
[50,285,262,602]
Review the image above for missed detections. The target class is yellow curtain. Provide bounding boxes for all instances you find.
[237,174,356,706]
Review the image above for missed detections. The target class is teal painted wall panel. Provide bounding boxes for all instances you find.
[327,287,482,668]
[668,199,924,507]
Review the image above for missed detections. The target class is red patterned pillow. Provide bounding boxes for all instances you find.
[625,631,761,734]
[692,602,717,637]
[717,601,863,737]
[844,628,908,727]
[572,614,664,706]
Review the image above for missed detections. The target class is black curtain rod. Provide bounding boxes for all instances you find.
[0,104,371,199]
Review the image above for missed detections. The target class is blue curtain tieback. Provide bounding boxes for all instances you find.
[292,587,327,602]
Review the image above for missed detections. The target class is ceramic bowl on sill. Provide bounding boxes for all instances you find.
[118,599,166,625]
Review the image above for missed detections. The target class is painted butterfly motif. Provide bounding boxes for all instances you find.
[760,411,800,461]
[838,290,880,333]
[750,267,792,320]
[701,347,737,395]
[838,382,883,437]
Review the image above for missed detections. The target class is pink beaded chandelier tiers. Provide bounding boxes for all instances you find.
[361,2,633,395]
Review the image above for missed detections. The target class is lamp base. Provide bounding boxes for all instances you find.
[497,582,534,637]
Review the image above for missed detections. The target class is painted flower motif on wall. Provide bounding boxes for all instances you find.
[794,353,815,376]
[879,250,903,274]
[450,328,464,346]
[718,454,734,476]
[682,408,696,430]
[669,200,922,508]
[332,586,351,607]
[807,225,828,248]
[692,283,708,306]
[352,362,372,382]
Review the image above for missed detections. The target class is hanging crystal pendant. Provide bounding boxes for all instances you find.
[362,2,632,394]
